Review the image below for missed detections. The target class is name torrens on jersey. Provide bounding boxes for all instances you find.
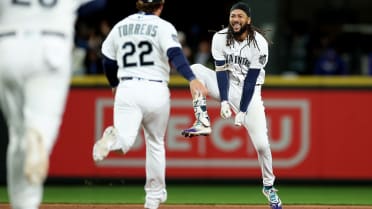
[118,23,158,37]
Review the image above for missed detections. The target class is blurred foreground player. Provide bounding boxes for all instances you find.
[181,2,283,209]
[0,1,105,209]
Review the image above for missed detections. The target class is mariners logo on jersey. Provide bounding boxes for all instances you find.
[225,53,250,69]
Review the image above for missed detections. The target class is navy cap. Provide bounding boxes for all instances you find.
[230,2,251,16]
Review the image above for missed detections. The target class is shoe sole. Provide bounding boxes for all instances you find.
[93,126,118,162]
[262,189,282,209]
[181,127,212,137]
[270,204,282,209]
[144,194,167,209]
[93,139,110,162]
[181,131,211,137]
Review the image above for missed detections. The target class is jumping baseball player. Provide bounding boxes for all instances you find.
[181,2,282,209]
[0,1,105,209]
[92,0,208,209]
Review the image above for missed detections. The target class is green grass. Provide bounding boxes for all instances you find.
[1,184,372,205]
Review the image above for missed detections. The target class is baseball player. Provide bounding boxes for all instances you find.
[181,2,282,209]
[92,0,208,209]
[0,1,105,209]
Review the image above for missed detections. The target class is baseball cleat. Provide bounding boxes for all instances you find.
[144,190,167,209]
[262,187,282,209]
[181,120,211,137]
[93,126,117,162]
[24,129,49,185]
[144,198,165,209]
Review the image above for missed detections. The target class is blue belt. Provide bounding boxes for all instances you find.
[120,77,164,83]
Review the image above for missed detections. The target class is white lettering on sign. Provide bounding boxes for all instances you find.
[94,98,310,168]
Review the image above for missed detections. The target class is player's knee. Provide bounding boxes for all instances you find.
[190,63,210,85]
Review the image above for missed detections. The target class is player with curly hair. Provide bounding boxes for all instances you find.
[181,2,282,209]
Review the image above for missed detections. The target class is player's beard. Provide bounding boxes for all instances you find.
[229,23,249,38]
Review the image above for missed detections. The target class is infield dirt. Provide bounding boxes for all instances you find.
[2,204,372,209]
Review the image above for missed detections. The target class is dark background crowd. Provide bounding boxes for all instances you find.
[74,0,372,76]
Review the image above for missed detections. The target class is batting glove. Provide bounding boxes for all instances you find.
[234,111,246,126]
[220,101,232,119]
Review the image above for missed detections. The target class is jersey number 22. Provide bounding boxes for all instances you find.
[122,41,154,67]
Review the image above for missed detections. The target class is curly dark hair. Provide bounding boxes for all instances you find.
[136,0,164,14]
[225,24,273,49]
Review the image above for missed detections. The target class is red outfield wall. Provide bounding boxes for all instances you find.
[49,88,372,180]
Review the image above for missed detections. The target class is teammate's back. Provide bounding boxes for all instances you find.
[95,1,208,209]
[102,12,180,82]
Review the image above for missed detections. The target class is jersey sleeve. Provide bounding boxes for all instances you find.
[158,21,182,55]
[249,32,269,69]
[101,25,118,60]
[211,32,226,62]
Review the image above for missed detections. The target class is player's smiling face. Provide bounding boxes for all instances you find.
[229,9,251,35]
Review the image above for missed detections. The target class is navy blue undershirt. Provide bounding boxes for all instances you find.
[102,55,119,87]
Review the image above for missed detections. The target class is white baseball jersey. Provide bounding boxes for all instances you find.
[101,12,181,82]
[211,28,268,85]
